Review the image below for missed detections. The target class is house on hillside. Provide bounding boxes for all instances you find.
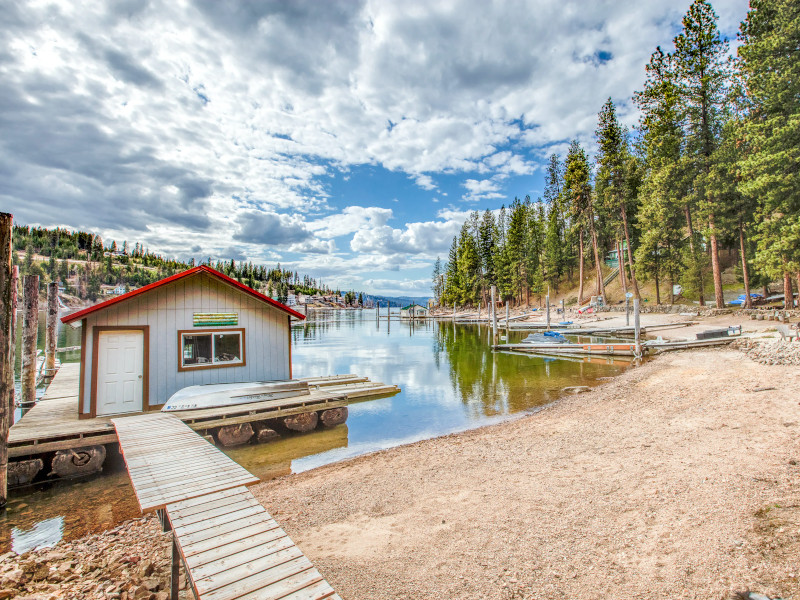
[400,304,429,319]
[61,265,305,418]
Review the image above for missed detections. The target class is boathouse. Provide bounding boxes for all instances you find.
[400,304,428,318]
[61,265,305,418]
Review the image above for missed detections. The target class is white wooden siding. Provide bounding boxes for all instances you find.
[81,273,291,413]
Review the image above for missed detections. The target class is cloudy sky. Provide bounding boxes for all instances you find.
[2,0,749,296]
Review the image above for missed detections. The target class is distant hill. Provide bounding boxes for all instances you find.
[366,294,432,308]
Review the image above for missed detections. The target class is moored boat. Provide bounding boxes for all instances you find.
[162,380,310,412]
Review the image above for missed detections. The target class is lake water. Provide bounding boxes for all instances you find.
[1,309,631,553]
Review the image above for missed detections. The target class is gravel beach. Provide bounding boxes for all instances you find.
[254,345,800,600]
[2,326,798,600]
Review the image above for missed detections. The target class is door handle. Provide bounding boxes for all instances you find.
[138,375,143,379]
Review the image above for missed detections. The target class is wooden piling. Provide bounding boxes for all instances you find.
[505,302,509,332]
[45,282,58,376]
[625,297,630,326]
[634,298,641,358]
[560,299,565,320]
[545,295,551,330]
[21,275,39,408]
[7,266,17,426]
[491,286,498,342]
[0,212,13,508]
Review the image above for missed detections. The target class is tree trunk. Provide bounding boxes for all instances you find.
[620,206,640,300]
[709,213,724,308]
[588,217,605,303]
[45,282,58,375]
[654,248,661,305]
[684,204,705,306]
[577,228,585,304]
[617,239,627,295]
[739,221,752,309]
[21,276,39,408]
[784,269,793,311]
[0,212,12,507]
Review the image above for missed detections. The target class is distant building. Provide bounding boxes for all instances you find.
[400,304,429,319]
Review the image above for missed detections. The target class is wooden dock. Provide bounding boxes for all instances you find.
[114,413,342,600]
[9,363,399,459]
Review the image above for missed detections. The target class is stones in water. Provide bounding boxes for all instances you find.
[253,421,280,443]
[562,386,591,395]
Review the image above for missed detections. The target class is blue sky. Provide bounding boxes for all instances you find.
[1,0,748,296]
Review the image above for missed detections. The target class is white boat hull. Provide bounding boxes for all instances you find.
[162,381,310,412]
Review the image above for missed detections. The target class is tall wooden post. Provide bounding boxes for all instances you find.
[625,297,630,326]
[491,286,498,343]
[8,266,18,425]
[477,303,481,322]
[21,275,39,408]
[387,302,390,323]
[505,302,509,332]
[560,299,565,321]
[452,303,456,320]
[0,213,13,508]
[634,298,641,358]
[545,295,551,330]
[45,282,58,376]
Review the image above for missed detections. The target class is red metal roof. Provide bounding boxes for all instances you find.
[61,265,306,323]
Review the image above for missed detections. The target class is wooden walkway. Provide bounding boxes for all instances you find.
[9,363,399,458]
[114,413,341,600]
[112,413,260,512]
[167,487,342,600]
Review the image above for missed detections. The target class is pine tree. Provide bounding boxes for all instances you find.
[596,98,641,300]
[564,141,595,303]
[673,0,733,307]
[738,0,800,308]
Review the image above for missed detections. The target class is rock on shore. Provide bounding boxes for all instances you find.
[736,338,800,365]
[0,515,186,600]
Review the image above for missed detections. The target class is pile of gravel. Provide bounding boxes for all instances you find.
[734,338,800,366]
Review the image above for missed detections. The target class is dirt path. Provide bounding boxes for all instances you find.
[253,348,800,600]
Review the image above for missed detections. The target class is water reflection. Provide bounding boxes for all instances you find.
[2,310,630,553]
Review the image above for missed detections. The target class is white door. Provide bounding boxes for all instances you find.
[97,330,144,416]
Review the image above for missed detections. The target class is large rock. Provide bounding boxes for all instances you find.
[50,445,106,478]
[282,412,318,432]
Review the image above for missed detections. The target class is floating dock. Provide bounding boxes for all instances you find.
[8,363,399,461]
[113,412,342,600]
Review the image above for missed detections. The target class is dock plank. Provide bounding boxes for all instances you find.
[167,486,340,600]
[112,414,259,513]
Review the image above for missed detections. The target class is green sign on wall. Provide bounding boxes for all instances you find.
[193,313,238,327]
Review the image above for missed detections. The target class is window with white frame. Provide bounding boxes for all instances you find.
[179,329,244,369]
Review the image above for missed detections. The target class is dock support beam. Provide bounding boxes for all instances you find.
[45,282,58,377]
[491,286,498,343]
[8,266,17,425]
[0,212,13,508]
[634,298,641,358]
[545,295,551,330]
[21,275,39,409]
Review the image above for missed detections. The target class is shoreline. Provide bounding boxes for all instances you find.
[2,321,798,599]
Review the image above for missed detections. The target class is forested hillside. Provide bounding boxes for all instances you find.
[12,225,359,304]
[435,0,799,310]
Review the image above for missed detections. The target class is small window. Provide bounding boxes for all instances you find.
[179,329,245,370]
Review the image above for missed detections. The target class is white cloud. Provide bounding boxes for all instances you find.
[462,178,503,202]
[413,174,437,190]
[307,206,393,238]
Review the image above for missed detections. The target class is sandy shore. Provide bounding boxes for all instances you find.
[253,345,800,600]
[3,313,798,599]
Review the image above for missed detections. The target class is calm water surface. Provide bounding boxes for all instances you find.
[1,309,631,553]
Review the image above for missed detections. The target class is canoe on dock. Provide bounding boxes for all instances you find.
[162,380,311,412]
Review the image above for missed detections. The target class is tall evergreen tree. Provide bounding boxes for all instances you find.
[673,0,733,307]
[738,0,800,308]
[596,98,640,299]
